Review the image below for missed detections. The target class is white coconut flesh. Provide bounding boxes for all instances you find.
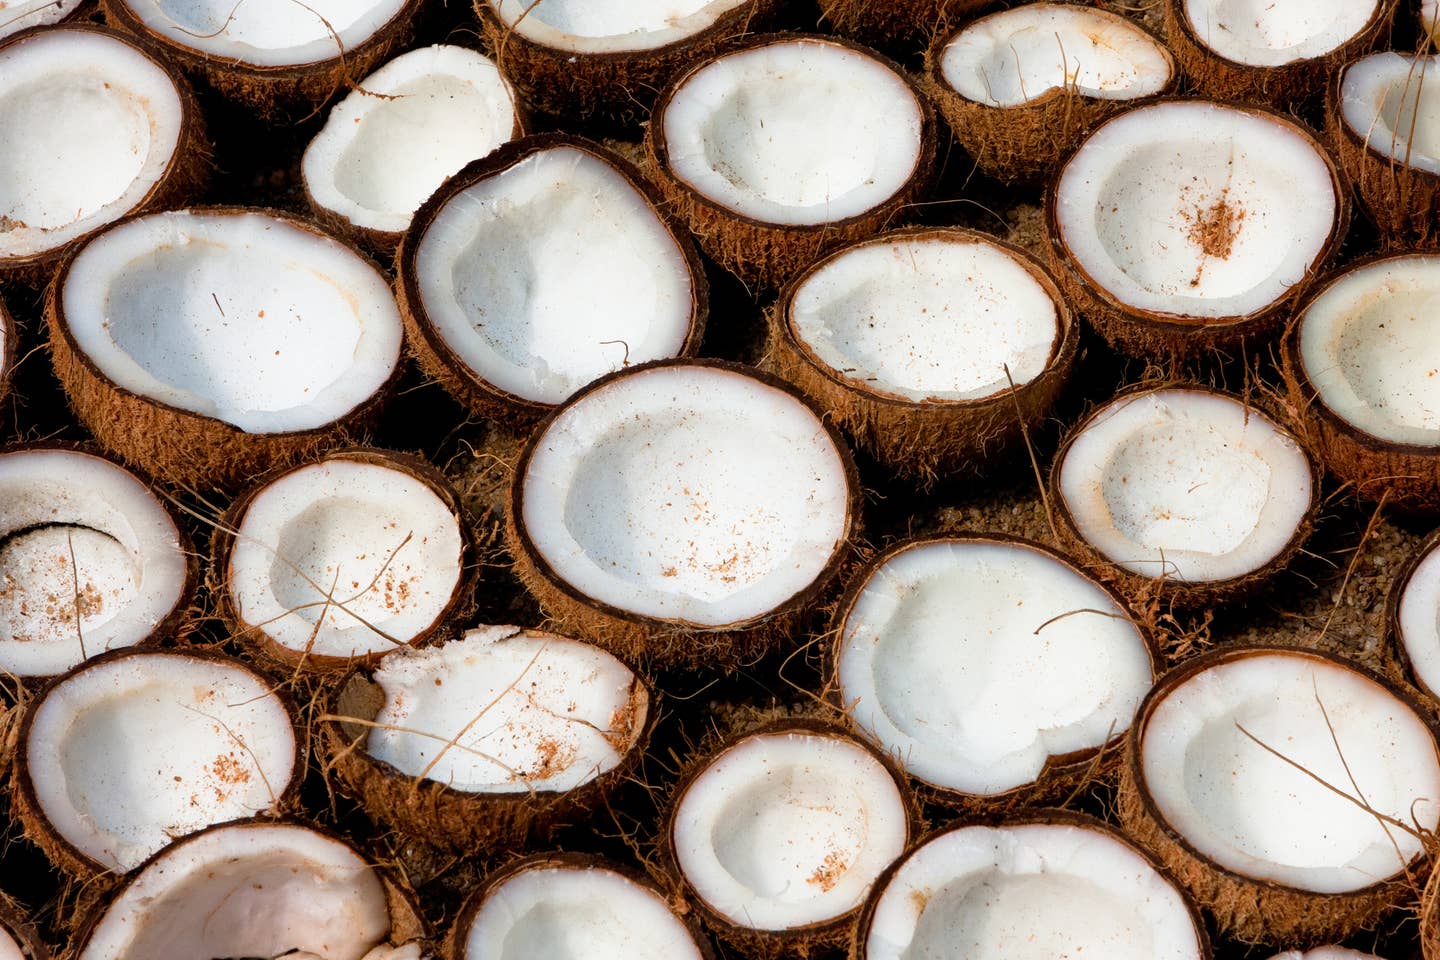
[789,236,1059,401]
[0,0,85,40]
[1182,0,1377,66]
[303,46,518,235]
[863,823,1203,960]
[661,40,924,226]
[1341,53,1440,176]
[0,930,20,960]
[61,210,402,433]
[0,449,187,677]
[227,458,463,660]
[462,863,705,960]
[940,4,1172,107]
[836,539,1152,796]
[671,730,907,931]
[1141,651,1440,893]
[414,145,695,405]
[78,823,400,960]
[521,365,851,626]
[1057,389,1313,583]
[25,652,296,873]
[363,626,647,793]
[485,0,752,54]
[1396,538,1440,697]
[1298,256,1440,447]
[1055,101,1336,320]
[0,29,184,263]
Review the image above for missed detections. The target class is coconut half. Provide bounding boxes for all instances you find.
[321,625,651,853]
[1119,646,1440,944]
[0,445,194,678]
[0,25,205,285]
[1049,99,1342,362]
[1052,387,1316,606]
[854,812,1208,960]
[925,4,1175,184]
[768,226,1075,483]
[509,359,857,669]
[1390,528,1440,701]
[648,34,934,291]
[49,208,404,491]
[396,135,706,422]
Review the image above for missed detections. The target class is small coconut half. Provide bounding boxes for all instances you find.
[321,625,652,853]
[1389,528,1440,701]
[1052,386,1317,607]
[0,25,205,286]
[648,34,934,291]
[924,4,1175,184]
[1119,645,1440,945]
[49,208,404,491]
[1049,99,1343,363]
[396,135,707,422]
[508,359,858,670]
[0,0,84,40]
[817,0,987,49]
[853,812,1208,960]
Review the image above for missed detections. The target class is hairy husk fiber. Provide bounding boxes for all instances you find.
[0,891,49,960]
[817,0,990,50]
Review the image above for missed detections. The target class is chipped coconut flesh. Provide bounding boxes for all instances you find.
[1058,390,1312,583]
[227,459,463,660]
[1396,537,1440,696]
[463,864,704,960]
[0,30,183,261]
[672,731,907,930]
[415,146,694,405]
[864,823,1203,960]
[1142,652,1440,893]
[485,0,751,54]
[1055,101,1335,320]
[62,210,402,433]
[662,41,924,226]
[1342,53,1440,177]
[303,46,518,235]
[1299,256,1440,446]
[27,653,296,873]
[0,449,186,676]
[790,236,1059,401]
[1183,0,1377,67]
[0,0,85,40]
[940,4,1172,108]
[836,539,1152,795]
[78,823,394,960]
[366,626,647,793]
[521,365,850,625]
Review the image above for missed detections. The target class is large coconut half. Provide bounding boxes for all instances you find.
[48,208,404,491]
[321,625,652,853]
[1049,99,1343,362]
[0,25,205,285]
[396,135,707,422]
[647,34,934,291]
[0,445,194,678]
[508,359,858,669]
[1119,645,1440,945]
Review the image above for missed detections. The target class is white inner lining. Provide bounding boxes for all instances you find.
[484,0,750,54]
[1341,53,1440,176]
[1397,538,1440,698]
[1182,0,1377,67]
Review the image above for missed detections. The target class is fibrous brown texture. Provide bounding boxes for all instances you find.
[0,891,49,960]
[817,0,991,50]
[0,297,14,407]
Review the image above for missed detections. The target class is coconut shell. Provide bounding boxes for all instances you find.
[766,226,1077,486]
[395,134,709,425]
[645,34,937,294]
[817,0,991,50]
[0,892,49,960]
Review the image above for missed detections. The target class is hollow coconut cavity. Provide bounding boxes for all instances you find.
[16,650,298,876]
[1391,530,1440,700]
[399,136,704,419]
[0,0,85,40]
[857,815,1206,960]
[0,446,192,678]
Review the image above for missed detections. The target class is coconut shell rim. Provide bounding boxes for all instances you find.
[1327,57,1440,186]
[1170,0,1398,76]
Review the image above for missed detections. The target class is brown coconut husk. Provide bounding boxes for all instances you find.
[1117,644,1436,947]
[46,206,403,494]
[1425,856,1440,960]
[0,24,210,288]
[395,134,709,425]
[765,226,1077,486]
[817,0,991,50]
[0,297,14,408]
[645,34,936,294]
[0,892,49,960]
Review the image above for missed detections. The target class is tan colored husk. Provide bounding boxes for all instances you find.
[46,206,403,494]
[0,891,50,960]
[1425,857,1440,960]
[645,34,937,294]
[1117,645,1435,946]
[817,0,990,49]
[395,134,709,424]
[506,358,861,672]
[1164,0,1398,103]
[0,24,211,288]
[765,227,1076,486]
